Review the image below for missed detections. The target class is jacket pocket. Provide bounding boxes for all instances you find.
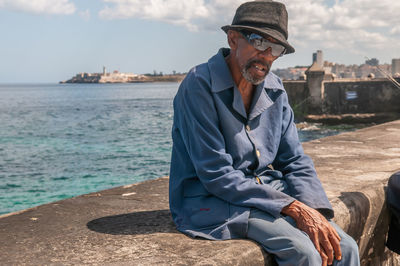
[182,178,229,228]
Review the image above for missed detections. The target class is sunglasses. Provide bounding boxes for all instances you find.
[240,31,286,57]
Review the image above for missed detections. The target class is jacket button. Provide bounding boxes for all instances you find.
[256,150,261,157]
[246,125,250,131]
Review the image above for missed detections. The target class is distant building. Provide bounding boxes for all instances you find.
[365,58,379,66]
[392,59,400,77]
[312,50,323,68]
[356,64,372,78]
[271,51,396,81]
[342,71,355,79]
[272,66,308,80]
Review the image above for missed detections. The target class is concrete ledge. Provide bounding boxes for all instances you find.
[305,112,400,125]
[2,120,400,265]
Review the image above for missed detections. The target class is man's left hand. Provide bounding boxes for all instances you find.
[281,200,342,266]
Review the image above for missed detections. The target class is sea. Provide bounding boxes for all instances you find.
[0,82,361,215]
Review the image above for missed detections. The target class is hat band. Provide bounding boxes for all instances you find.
[232,21,287,39]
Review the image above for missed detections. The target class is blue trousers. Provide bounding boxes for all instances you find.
[247,178,360,266]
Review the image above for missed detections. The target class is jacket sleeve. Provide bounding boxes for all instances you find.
[174,73,295,218]
[271,92,334,219]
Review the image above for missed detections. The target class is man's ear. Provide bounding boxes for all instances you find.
[227,30,238,50]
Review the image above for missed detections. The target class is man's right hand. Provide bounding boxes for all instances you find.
[281,200,342,266]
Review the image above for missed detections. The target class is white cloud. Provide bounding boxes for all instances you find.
[99,0,244,31]
[391,25,400,35]
[98,0,400,59]
[0,0,76,15]
[280,0,400,54]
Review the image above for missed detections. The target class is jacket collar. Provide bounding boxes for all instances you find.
[208,48,235,92]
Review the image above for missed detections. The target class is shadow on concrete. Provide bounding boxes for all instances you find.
[87,209,178,235]
[338,191,370,241]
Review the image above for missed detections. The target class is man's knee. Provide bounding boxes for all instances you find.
[278,238,321,266]
[290,235,359,266]
[339,234,360,265]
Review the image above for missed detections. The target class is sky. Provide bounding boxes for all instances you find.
[0,0,399,83]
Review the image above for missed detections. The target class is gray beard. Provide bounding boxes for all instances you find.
[241,60,270,85]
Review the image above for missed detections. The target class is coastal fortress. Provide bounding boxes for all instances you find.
[60,66,186,83]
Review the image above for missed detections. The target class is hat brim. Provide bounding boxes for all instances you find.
[221,25,295,55]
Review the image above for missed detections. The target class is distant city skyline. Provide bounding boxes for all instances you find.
[273,54,395,81]
[1,0,399,83]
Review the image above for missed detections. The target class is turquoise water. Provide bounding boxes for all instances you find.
[0,83,356,215]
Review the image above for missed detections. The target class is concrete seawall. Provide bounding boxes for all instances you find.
[283,76,400,122]
[2,120,400,265]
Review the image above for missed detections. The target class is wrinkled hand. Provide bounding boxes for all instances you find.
[282,200,342,266]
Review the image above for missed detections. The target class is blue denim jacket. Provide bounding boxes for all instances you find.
[169,48,333,240]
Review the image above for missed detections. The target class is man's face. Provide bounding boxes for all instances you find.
[232,31,281,85]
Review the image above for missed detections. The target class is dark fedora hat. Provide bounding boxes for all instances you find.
[221,0,295,54]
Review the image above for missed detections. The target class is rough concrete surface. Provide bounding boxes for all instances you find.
[2,120,400,265]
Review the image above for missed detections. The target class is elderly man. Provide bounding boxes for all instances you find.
[169,1,360,265]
